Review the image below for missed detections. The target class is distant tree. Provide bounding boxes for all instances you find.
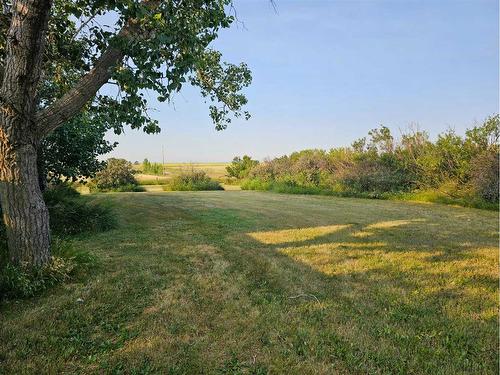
[142,158,151,172]
[368,125,394,154]
[351,137,367,153]
[142,158,163,175]
[226,155,259,179]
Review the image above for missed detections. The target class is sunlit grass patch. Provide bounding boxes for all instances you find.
[365,219,422,229]
[248,224,351,244]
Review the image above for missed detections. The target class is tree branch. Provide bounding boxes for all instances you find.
[35,43,124,138]
[35,1,159,138]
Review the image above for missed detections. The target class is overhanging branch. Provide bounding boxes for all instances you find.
[35,1,159,138]
[35,44,124,138]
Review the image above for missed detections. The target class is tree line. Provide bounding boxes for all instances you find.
[227,115,499,208]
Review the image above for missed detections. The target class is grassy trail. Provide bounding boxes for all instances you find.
[1,192,498,374]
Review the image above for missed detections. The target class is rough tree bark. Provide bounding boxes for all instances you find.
[0,0,52,266]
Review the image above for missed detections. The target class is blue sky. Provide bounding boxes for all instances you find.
[106,0,499,163]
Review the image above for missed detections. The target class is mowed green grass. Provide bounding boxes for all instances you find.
[1,192,498,374]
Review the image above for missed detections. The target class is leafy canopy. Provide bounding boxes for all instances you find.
[38,112,117,184]
[41,0,251,131]
[0,0,252,181]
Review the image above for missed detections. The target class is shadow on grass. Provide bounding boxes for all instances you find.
[1,193,497,374]
[191,204,498,373]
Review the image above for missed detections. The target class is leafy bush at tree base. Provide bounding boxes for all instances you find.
[43,184,117,236]
[0,239,96,300]
[163,170,223,191]
[0,183,113,300]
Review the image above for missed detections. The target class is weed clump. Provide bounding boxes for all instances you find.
[0,239,96,300]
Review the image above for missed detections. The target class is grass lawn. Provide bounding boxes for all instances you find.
[0,192,498,374]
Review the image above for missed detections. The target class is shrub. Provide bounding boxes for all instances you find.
[163,170,223,191]
[43,183,80,203]
[89,158,142,192]
[47,197,117,235]
[240,178,272,191]
[337,156,409,194]
[42,183,117,236]
[226,155,259,179]
[469,150,499,203]
[239,115,499,210]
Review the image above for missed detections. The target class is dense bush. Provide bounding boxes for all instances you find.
[42,183,117,235]
[469,150,499,203]
[240,115,499,208]
[89,158,143,192]
[163,170,223,191]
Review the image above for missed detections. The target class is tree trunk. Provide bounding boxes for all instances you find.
[0,0,53,266]
[0,137,50,266]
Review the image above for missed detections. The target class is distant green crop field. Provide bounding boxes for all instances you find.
[1,192,498,373]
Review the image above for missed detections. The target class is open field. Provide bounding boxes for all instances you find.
[134,162,229,185]
[1,192,498,374]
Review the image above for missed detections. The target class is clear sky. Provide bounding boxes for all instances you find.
[106,0,499,163]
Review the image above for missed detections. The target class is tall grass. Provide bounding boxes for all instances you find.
[242,179,388,198]
[241,179,499,210]
[389,190,499,210]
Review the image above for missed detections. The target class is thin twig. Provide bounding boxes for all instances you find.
[270,0,279,14]
[71,13,98,42]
